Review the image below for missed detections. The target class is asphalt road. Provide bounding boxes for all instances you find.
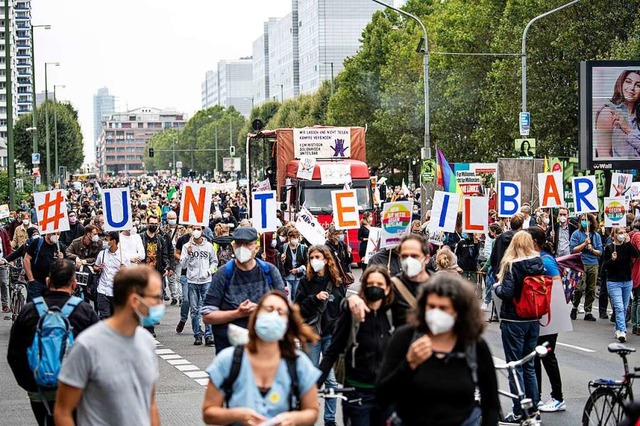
[0,270,638,425]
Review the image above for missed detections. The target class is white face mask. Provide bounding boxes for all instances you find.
[425,308,456,335]
[91,235,100,243]
[559,216,567,224]
[192,230,202,240]
[49,235,59,244]
[543,218,550,225]
[235,246,253,263]
[401,257,424,278]
[310,258,326,273]
[270,239,278,248]
[22,219,29,226]
[617,234,626,242]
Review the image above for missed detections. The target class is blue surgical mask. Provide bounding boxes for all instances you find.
[581,220,589,229]
[254,311,288,342]
[338,235,344,242]
[136,297,166,327]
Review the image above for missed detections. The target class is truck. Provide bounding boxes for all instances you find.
[245,126,374,263]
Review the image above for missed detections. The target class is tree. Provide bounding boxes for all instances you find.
[143,129,181,172]
[14,101,84,180]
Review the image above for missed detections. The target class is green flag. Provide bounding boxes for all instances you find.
[167,187,176,201]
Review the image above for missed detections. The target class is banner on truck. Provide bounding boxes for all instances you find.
[293,127,351,158]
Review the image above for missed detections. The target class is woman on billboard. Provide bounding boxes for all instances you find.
[595,70,640,158]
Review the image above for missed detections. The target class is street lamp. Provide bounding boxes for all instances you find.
[53,84,65,185]
[521,1,579,116]
[30,24,51,160]
[371,0,431,218]
[44,62,59,188]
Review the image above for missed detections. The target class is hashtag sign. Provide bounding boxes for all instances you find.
[35,190,69,233]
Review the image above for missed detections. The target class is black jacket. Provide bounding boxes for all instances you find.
[495,256,545,321]
[490,230,516,278]
[280,243,307,277]
[325,240,353,273]
[294,274,346,336]
[60,222,85,248]
[368,248,402,277]
[318,305,394,386]
[140,231,174,273]
[7,291,99,393]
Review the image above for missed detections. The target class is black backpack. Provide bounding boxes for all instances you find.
[455,239,477,271]
[221,345,300,409]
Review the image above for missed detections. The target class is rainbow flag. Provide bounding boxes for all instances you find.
[436,148,462,194]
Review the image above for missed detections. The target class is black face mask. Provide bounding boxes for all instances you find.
[148,225,158,233]
[364,286,385,302]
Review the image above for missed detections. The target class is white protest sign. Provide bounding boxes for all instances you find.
[295,206,326,246]
[571,176,599,214]
[293,127,351,158]
[0,204,9,219]
[101,187,133,231]
[296,156,316,180]
[179,182,214,227]
[255,178,271,192]
[320,163,351,185]
[610,172,633,197]
[604,197,627,228]
[497,181,521,217]
[331,190,359,230]
[462,196,488,233]
[211,182,237,193]
[425,221,445,247]
[630,182,640,200]
[379,201,413,249]
[252,191,278,232]
[538,172,564,208]
[363,227,381,263]
[539,279,573,336]
[430,191,460,233]
[33,190,70,234]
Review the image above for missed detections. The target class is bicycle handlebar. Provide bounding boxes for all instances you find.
[317,387,355,396]
[495,342,550,370]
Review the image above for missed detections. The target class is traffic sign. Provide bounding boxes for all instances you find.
[31,152,40,165]
[519,112,530,136]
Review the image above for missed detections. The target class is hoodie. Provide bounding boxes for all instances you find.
[179,238,218,284]
[490,230,516,279]
[495,256,545,321]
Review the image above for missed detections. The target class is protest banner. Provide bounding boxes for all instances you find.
[101,187,133,231]
[252,191,278,232]
[320,163,351,185]
[34,190,69,234]
[180,182,213,227]
[0,204,10,219]
[425,221,445,247]
[497,181,521,217]
[538,172,564,208]
[254,179,271,192]
[331,190,359,230]
[571,176,599,214]
[295,206,326,246]
[539,279,574,336]
[293,127,351,158]
[363,227,381,263]
[431,191,460,233]
[610,172,633,197]
[380,201,413,249]
[604,197,627,228]
[296,156,316,180]
[462,196,488,233]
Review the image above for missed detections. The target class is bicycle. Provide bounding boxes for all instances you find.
[7,262,26,322]
[495,343,550,426]
[582,343,640,426]
[317,386,357,403]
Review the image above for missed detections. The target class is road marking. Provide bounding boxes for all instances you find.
[176,365,201,372]
[155,349,175,355]
[154,345,210,386]
[160,354,182,360]
[556,342,596,353]
[185,371,209,379]
[167,359,191,365]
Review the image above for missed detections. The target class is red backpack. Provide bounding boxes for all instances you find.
[514,275,553,326]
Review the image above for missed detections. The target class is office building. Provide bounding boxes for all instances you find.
[93,87,115,142]
[267,8,299,102]
[95,107,187,176]
[201,58,253,117]
[252,18,278,105]
[35,90,54,107]
[0,0,34,169]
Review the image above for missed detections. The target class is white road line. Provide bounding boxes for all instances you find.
[176,365,201,372]
[195,378,210,386]
[167,359,191,365]
[154,345,210,386]
[160,354,182,360]
[154,349,175,355]
[185,371,209,379]
[556,342,596,353]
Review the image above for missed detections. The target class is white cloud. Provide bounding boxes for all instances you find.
[31,0,291,166]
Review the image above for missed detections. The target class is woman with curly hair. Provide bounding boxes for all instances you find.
[376,272,499,425]
[203,291,320,426]
[294,244,346,426]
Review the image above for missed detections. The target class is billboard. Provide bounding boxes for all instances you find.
[580,60,640,170]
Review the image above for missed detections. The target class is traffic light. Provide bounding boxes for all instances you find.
[230,146,236,156]
[148,148,154,158]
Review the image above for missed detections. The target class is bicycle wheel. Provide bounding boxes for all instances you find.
[11,286,25,322]
[582,387,626,426]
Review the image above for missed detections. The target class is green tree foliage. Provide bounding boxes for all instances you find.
[14,101,84,179]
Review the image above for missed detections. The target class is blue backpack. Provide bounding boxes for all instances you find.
[27,296,83,389]
[224,258,273,288]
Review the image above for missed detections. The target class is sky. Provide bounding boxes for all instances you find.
[31,0,292,166]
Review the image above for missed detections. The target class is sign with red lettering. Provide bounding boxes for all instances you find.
[34,190,69,234]
[179,182,213,226]
[462,196,488,233]
[331,190,359,230]
[537,172,564,208]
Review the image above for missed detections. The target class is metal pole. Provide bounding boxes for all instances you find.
[371,0,431,217]
[54,86,58,185]
[215,125,218,173]
[172,139,176,176]
[522,0,579,113]
[330,62,334,96]
[44,64,50,187]
[5,0,14,208]
[30,25,37,157]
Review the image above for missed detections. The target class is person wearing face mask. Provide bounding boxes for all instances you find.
[294,245,346,426]
[120,223,146,265]
[23,233,64,303]
[202,291,321,426]
[358,213,373,269]
[55,266,161,426]
[65,225,102,268]
[318,265,396,426]
[569,213,602,321]
[93,232,131,319]
[11,212,37,250]
[220,207,238,230]
[325,225,353,284]
[280,228,308,301]
[548,207,576,257]
[59,211,85,250]
[179,225,217,346]
[162,211,182,306]
[602,226,639,342]
[376,273,500,426]
[8,259,98,426]
[203,227,285,352]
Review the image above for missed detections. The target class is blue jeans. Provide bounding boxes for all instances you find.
[189,282,212,339]
[285,276,300,301]
[307,334,338,423]
[342,387,392,426]
[607,280,632,333]
[500,321,540,416]
[180,275,190,322]
[484,271,495,305]
[27,279,47,303]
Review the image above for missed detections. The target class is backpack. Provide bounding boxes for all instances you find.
[514,275,553,326]
[224,258,273,289]
[27,296,82,411]
[221,345,299,409]
[33,237,45,266]
[455,239,477,272]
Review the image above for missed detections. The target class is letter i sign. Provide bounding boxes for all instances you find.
[34,190,70,234]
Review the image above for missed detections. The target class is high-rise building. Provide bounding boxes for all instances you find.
[267,7,299,102]
[94,107,187,176]
[252,18,278,105]
[0,1,34,169]
[201,58,253,117]
[35,90,53,107]
[93,87,115,142]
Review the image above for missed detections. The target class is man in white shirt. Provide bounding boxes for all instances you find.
[94,231,131,319]
[120,226,146,265]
